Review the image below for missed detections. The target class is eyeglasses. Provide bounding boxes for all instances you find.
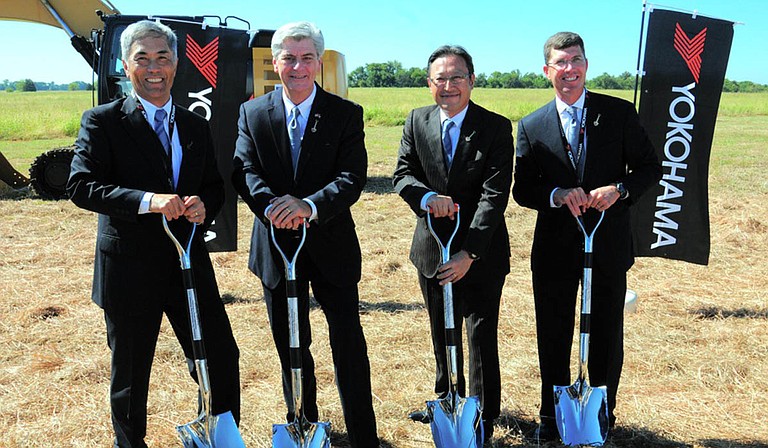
[547,56,586,70]
[429,74,470,87]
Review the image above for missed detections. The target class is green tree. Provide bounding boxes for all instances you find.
[68,82,80,91]
[15,79,36,92]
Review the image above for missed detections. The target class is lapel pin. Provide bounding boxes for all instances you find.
[465,130,476,142]
[593,113,601,127]
[311,114,321,133]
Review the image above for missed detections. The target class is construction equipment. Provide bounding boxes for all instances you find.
[424,205,484,448]
[162,215,246,447]
[553,210,610,447]
[0,0,347,251]
[269,220,332,448]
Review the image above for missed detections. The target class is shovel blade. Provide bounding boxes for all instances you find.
[272,420,331,448]
[426,393,484,448]
[553,381,609,446]
[177,411,245,448]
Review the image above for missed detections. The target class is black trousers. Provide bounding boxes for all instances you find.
[262,255,379,448]
[105,286,240,448]
[418,272,504,421]
[532,266,625,423]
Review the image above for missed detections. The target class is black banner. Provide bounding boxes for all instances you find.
[632,8,735,265]
[170,22,250,252]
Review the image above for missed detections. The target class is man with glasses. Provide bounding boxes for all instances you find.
[513,31,661,441]
[231,21,379,447]
[393,45,513,443]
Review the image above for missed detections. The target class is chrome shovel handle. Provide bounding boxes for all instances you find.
[269,220,308,422]
[162,216,213,439]
[574,209,604,384]
[425,204,462,395]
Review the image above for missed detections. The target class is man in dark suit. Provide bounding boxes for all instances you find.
[67,20,240,448]
[393,45,513,443]
[513,31,662,441]
[231,21,379,447]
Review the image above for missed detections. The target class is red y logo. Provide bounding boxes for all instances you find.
[673,23,706,83]
[186,35,219,88]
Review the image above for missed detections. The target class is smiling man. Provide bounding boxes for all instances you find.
[513,31,661,442]
[231,21,379,447]
[393,45,514,443]
[67,20,241,447]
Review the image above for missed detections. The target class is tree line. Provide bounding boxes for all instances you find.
[2,79,94,92]
[348,61,768,92]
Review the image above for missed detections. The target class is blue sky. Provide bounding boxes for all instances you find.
[0,0,764,85]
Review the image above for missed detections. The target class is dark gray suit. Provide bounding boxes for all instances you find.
[67,96,240,447]
[393,101,513,421]
[513,90,661,424]
[232,85,378,447]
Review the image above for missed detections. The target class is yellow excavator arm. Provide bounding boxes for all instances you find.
[0,0,118,37]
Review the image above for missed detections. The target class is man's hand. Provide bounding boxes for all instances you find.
[436,250,475,286]
[553,187,590,217]
[268,195,311,230]
[149,194,186,221]
[426,195,456,219]
[586,185,620,212]
[182,195,206,224]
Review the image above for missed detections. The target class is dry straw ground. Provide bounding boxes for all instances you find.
[1,90,767,447]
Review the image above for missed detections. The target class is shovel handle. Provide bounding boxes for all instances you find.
[426,203,460,265]
[269,219,308,422]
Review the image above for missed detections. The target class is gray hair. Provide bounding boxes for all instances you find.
[120,20,178,60]
[271,21,324,59]
[543,32,585,63]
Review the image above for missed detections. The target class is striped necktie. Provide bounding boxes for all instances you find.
[442,119,455,168]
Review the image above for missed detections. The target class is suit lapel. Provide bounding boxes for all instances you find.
[266,92,294,181]
[425,106,449,181]
[543,100,579,183]
[174,107,199,193]
[448,101,479,181]
[294,85,324,181]
[120,97,172,189]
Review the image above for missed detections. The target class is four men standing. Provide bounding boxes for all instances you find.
[69,16,659,447]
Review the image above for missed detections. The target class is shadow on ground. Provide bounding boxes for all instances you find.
[365,176,394,195]
[490,409,695,447]
[691,305,768,320]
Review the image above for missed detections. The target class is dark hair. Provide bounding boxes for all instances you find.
[427,45,474,75]
[543,32,585,63]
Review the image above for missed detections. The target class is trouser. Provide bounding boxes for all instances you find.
[105,291,240,448]
[418,272,504,421]
[532,267,625,424]
[262,257,379,448]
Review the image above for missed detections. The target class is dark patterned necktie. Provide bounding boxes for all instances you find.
[153,108,170,155]
[442,119,455,168]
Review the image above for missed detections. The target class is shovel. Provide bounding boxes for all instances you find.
[269,220,331,448]
[162,216,246,447]
[424,205,484,448]
[553,210,610,446]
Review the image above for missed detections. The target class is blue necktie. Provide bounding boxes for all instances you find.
[288,107,301,173]
[153,108,170,155]
[566,106,579,157]
[442,119,455,168]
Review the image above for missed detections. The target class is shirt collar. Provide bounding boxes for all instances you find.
[281,84,317,118]
[439,104,469,129]
[555,89,586,115]
[135,94,172,122]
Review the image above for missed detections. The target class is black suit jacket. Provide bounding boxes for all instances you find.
[68,96,225,314]
[393,101,513,280]
[232,86,366,289]
[513,91,662,275]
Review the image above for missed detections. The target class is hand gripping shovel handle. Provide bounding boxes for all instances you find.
[574,210,605,384]
[425,204,461,394]
[269,221,307,420]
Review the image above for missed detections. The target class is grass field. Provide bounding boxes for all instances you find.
[1,89,767,447]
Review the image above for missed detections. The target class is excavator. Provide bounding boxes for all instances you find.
[0,0,347,251]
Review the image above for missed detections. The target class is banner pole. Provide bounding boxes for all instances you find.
[634,0,648,107]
